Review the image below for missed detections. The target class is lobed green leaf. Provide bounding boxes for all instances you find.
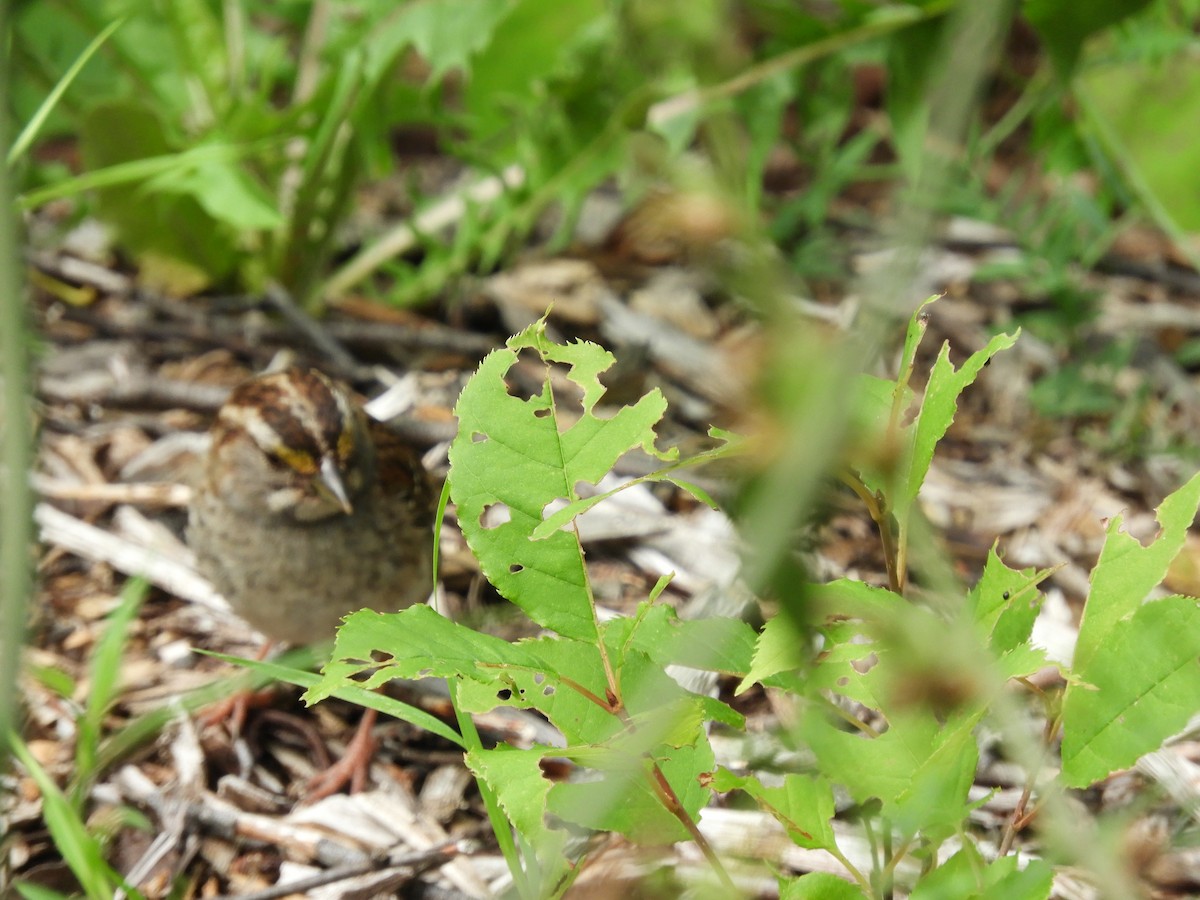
[779,872,869,899]
[909,844,1053,900]
[899,328,1019,517]
[967,549,1051,654]
[449,317,675,639]
[711,769,839,852]
[1061,470,1200,786]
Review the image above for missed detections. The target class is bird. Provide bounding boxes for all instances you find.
[188,367,435,799]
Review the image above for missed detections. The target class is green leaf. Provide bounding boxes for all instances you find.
[466,745,570,864]
[28,664,75,700]
[161,0,227,117]
[305,605,528,699]
[898,297,938,389]
[909,845,1053,900]
[736,72,796,210]
[779,872,869,900]
[1026,0,1155,75]
[847,373,910,500]
[455,634,620,744]
[229,646,465,748]
[530,432,740,540]
[10,733,132,900]
[449,316,674,639]
[341,605,530,681]
[967,549,1050,654]
[737,609,809,694]
[549,730,713,844]
[314,607,710,750]
[463,0,609,142]
[741,579,904,696]
[891,711,980,838]
[74,580,148,802]
[711,769,838,852]
[14,883,76,900]
[8,17,125,166]
[145,158,282,230]
[898,327,1019,517]
[664,476,720,509]
[1080,53,1200,231]
[1062,595,1200,787]
[885,21,942,181]
[1061,470,1200,787]
[1074,470,1200,671]
[801,707,980,838]
[368,0,511,84]
[994,644,1056,683]
[624,604,757,676]
[75,100,243,288]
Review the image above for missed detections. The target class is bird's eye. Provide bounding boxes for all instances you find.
[263,453,290,472]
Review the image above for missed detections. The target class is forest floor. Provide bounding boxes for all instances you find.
[10,173,1200,898]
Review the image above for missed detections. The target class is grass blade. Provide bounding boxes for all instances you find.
[8,17,125,167]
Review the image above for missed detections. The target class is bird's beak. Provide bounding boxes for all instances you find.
[319,456,354,515]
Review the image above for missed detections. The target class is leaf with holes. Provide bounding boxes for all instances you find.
[709,769,839,852]
[449,315,676,640]
[1060,469,1200,787]
[466,745,571,884]
[549,726,715,844]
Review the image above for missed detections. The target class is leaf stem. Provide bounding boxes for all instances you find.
[647,762,736,892]
[827,846,873,894]
[556,673,616,713]
[881,831,913,900]
[840,469,903,595]
[647,0,955,129]
[450,678,532,898]
[862,814,881,895]
[998,709,1061,856]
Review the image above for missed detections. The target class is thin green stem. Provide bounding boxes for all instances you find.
[648,0,957,128]
[450,677,533,899]
[840,469,902,595]
[881,829,911,900]
[7,17,124,166]
[648,762,736,893]
[821,695,882,740]
[998,708,1061,857]
[862,814,882,896]
[0,9,33,777]
[825,844,873,895]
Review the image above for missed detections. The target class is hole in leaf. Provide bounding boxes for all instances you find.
[417,668,432,678]
[542,497,568,521]
[533,407,551,418]
[471,432,488,444]
[497,688,513,701]
[533,672,544,685]
[851,653,879,675]
[480,502,511,529]
[509,564,523,574]
[543,686,555,696]
[504,349,546,402]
